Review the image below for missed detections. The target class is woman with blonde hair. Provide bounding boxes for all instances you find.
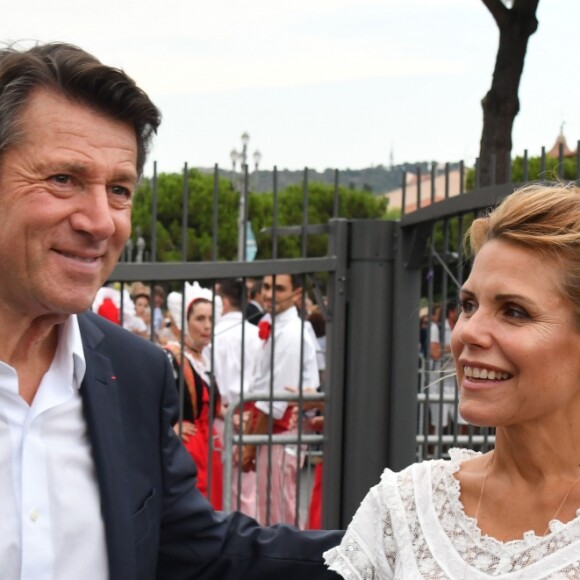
[325,183,580,578]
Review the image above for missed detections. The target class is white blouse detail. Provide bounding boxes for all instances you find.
[324,448,580,579]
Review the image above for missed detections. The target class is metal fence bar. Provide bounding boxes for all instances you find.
[333,169,340,218]
[431,162,436,204]
[242,165,249,261]
[302,168,309,258]
[272,166,279,259]
[390,220,422,470]
[111,257,338,281]
[323,218,349,529]
[417,165,422,209]
[151,161,158,262]
[339,220,397,524]
[212,164,219,261]
[181,163,189,260]
[541,146,546,177]
[401,170,407,216]
[417,434,496,445]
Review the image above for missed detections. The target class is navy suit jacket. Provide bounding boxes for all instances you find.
[245,302,264,326]
[77,311,342,579]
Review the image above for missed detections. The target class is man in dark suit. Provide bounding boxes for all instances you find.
[245,280,265,325]
[0,42,341,579]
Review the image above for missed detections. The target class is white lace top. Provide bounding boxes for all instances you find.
[324,448,580,579]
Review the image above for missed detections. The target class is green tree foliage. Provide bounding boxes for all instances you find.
[465,155,577,190]
[511,155,577,182]
[132,170,238,262]
[132,169,387,261]
[251,182,388,259]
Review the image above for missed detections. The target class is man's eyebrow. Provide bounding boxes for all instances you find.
[44,161,90,175]
[46,162,137,184]
[112,171,138,184]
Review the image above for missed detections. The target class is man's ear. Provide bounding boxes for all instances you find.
[292,287,303,306]
[222,296,231,310]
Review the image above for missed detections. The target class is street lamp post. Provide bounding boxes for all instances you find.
[230,132,261,261]
[253,149,262,192]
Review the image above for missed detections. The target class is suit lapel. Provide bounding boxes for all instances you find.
[79,315,137,580]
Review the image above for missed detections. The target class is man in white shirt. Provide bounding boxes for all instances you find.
[213,278,261,515]
[240,274,319,527]
[0,42,341,580]
[429,302,461,432]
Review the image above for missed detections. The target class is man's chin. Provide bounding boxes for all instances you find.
[44,291,98,317]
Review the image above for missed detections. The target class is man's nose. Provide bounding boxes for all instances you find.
[70,187,116,239]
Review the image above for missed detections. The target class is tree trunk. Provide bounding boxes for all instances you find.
[478,0,540,187]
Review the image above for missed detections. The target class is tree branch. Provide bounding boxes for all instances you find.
[481,0,510,27]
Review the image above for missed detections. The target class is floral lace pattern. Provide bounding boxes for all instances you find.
[324,449,580,579]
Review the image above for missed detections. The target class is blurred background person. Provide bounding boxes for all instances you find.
[213,278,262,516]
[152,284,166,333]
[164,297,223,510]
[245,280,265,325]
[308,306,327,387]
[241,274,319,527]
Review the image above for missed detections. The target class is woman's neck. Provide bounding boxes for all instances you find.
[185,344,203,358]
[494,421,580,483]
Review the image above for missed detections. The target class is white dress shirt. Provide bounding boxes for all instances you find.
[211,311,261,406]
[0,315,108,580]
[253,307,319,419]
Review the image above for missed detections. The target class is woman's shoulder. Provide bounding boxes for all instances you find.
[377,448,479,487]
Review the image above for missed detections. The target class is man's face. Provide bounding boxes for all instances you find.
[262,275,301,315]
[0,89,137,319]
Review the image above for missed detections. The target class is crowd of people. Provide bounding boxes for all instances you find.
[92,275,328,528]
[420,302,467,436]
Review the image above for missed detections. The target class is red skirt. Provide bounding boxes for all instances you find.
[307,462,323,530]
[184,415,223,510]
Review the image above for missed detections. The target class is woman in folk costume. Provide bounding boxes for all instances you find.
[164,288,223,510]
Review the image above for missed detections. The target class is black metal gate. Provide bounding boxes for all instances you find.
[105,144,579,529]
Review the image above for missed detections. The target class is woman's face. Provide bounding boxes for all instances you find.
[187,301,213,350]
[134,296,149,317]
[451,238,580,428]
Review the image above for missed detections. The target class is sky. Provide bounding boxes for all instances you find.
[5,0,579,178]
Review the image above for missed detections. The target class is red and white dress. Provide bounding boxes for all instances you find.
[165,345,223,510]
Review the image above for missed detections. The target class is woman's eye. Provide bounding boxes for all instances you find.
[506,305,528,319]
[459,300,476,314]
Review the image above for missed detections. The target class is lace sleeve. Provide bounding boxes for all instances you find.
[324,479,395,579]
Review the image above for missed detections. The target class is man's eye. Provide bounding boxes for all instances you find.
[110,185,132,199]
[50,174,71,185]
